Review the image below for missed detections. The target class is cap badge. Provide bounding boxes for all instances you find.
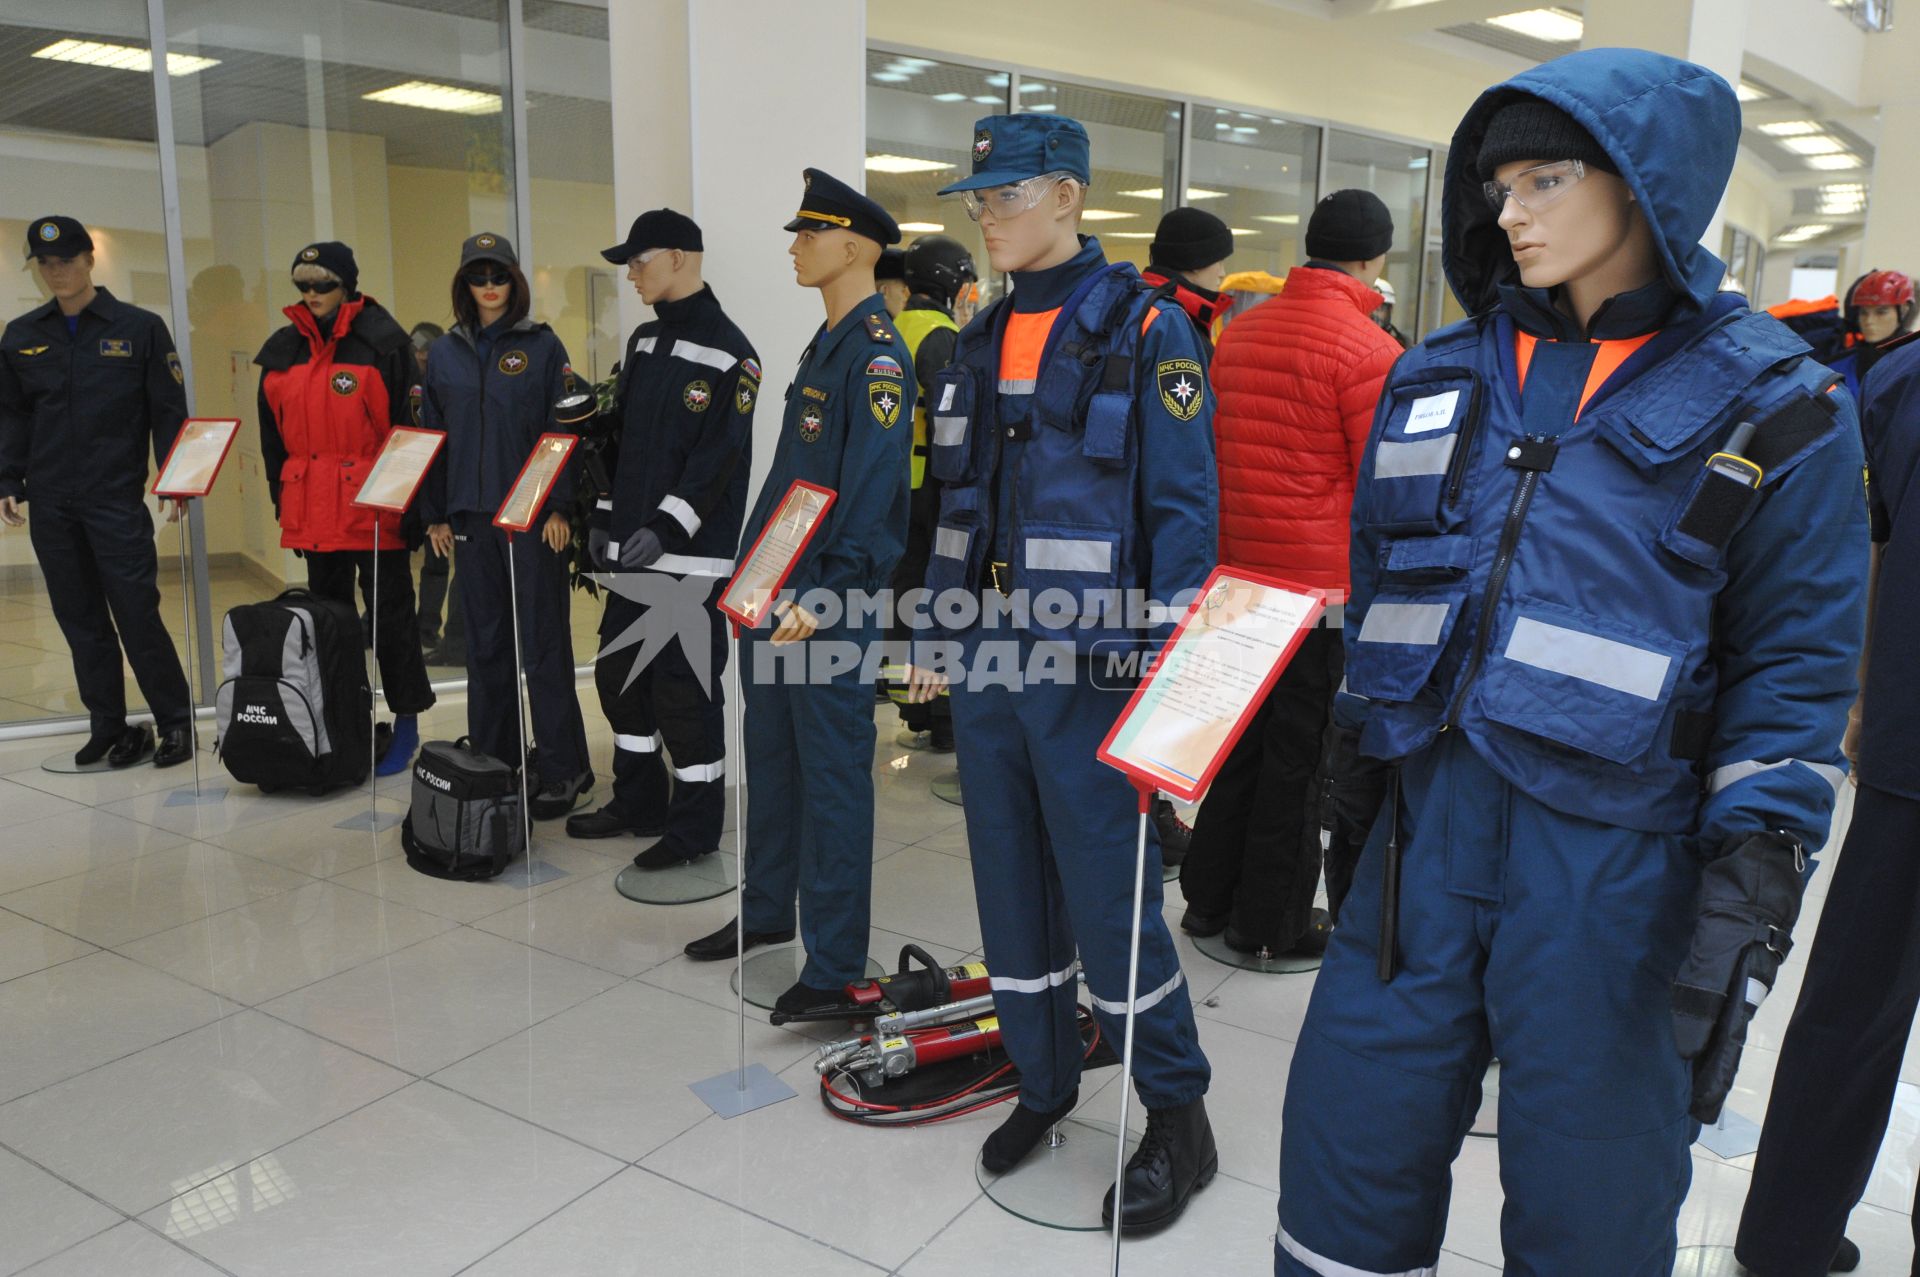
[972,129,993,164]
[37,223,59,242]
[300,247,319,261]
[477,234,497,248]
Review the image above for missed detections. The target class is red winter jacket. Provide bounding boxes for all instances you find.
[255,296,414,553]
[1211,265,1402,595]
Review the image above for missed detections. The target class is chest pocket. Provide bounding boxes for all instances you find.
[1366,368,1482,535]
[926,367,978,483]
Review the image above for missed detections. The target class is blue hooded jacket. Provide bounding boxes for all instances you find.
[1342,48,1869,853]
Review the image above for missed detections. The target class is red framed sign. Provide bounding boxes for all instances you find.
[492,432,579,532]
[352,427,445,513]
[1096,567,1329,803]
[151,417,242,499]
[718,479,838,629]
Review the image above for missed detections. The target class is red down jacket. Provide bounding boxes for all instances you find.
[1211,264,1402,595]
[255,295,413,552]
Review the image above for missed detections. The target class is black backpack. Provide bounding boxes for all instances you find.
[215,588,372,795]
[401,738,525,881]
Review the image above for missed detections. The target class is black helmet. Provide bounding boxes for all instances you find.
[903,235,978,305]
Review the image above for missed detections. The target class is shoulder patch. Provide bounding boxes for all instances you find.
[865,354,904,379]
[864,314,896,344]
[1156,358,1205,422]
[742,356,762,381]
[736,359,761,415]
[166,352,183,384]
[869,382,903,428]
[408,383,424,426]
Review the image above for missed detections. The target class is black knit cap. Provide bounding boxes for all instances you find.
[1476,97,1619,180]
[291,241,359,295]
[1149,207,1234,273]
[1305,190,1395,263]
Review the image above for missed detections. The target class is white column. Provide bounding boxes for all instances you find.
[1860,95,1920,277]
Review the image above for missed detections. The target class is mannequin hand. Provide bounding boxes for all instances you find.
[904,664,947,703]
[770,599,819,646]
[1672,831,1806,1123]
[618,526,663,570]
[0,496,22,527]
[160,497,187,524]
[587,527,611,570]
[542,512,571,553]
[428,523,453,557]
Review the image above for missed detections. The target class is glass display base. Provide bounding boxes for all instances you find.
[895,728,930,750]
[730,947,884,1011]
[931,772,963,807]
[1467,1060,1499,1139]
[976,1116,1142,1232]
[1190,930,1323,974]
[42,751,123,774]
[1671,1246,1744,1276]
[614,850,736,904]
[1162,862,1180,883]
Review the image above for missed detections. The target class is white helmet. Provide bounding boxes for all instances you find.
[1374,278,1397,305]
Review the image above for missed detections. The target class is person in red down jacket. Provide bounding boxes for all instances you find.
[1178,189,1402,957]
[256,240,435,776]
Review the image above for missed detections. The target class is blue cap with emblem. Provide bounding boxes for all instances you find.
[25,216,93,261]
[784,168,901,246]
[937,114,1092,195]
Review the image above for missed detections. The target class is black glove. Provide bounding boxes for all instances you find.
[587,527,611,571]
[619,526,664,570]
[1319,718,1395,926]
[1672,831,1806,1123]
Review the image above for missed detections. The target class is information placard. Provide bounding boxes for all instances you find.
[492,433,579,532]
[717,480,838,629]
[1097,569,1328,803]
[352,427,445,512]
[152,417,242,499]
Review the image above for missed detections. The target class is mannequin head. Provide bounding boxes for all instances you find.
[627,247,703,307]
[975,173,1085,275]
[292,263,345,321]
[37,252,96,308]
[1858,305,1901,345]
[789,227,879,291]
[1492,157,1657,327]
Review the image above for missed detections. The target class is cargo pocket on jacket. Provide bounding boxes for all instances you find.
[923,485,985,598]
[277,458,309,539]
[927,369,978,483]
[1345,589,1465,703]
[1022,521,1123,633]
[1081,390,1131,469]
[1366,370,1483,535]
[1477,600,1688,767]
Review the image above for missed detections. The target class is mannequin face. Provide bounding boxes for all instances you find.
[465,260,512,323]
[1183,260,1229,292]
[975,177,1082,274]
[1493,158,1651,294]
[36,252,95,304]
[879,279,910,316]
[293,267,344,320]
[789,228,869,289]
[1858,304,1901,345]
[628,248,702,307]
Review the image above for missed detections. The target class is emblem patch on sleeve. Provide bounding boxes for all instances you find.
[166,352,183,384]
[736,373,759,415]
[684,380,712,412]
[866,354,904,379]
[497,350,528,375]
[868,382,902,428]
[408,383,424,426]
[1156,358,1205,422]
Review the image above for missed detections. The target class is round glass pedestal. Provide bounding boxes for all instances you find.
[613,850,735,905]
[931,772,963,807]
[975,1116,1142,1231]
[730,948,884,1011]
[1190,930,1323,975]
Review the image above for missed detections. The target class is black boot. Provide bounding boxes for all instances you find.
[566,804,665,840]
[1100,1096,1217,1235]
[1179,908,1227,938]
[980,1089,1078,1175]
[1831,1238,1860,1272]
[74,726,124,767]
[1152,797,1191,868]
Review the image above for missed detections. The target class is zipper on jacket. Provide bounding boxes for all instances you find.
[1443,376,1486,507]
[1445,433,1552,728]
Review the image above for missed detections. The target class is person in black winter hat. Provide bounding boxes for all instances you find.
[1304,189,1396,265]
[1144,206,1235,353]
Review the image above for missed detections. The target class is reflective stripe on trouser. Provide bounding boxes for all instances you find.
[1275,732,1698,1277]
[948,629,1211,1112]
[738,631,877,987]
[595,581,728,856]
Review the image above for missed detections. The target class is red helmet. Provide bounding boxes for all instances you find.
[1850,269,1914,310]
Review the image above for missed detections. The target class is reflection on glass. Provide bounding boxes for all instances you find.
[1325,129,1432,338]
[0,0,175,727]
[1186,110,1320,298]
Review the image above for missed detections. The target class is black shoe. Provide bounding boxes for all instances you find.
[633,842,712,871]
[1180,908,1227,938]
[1832,1238,1861,1272]
[981,1089,1079,1175]
[1152,797,1191,868]
[74,728,123,767]
[1101,1097,1217,1235]
[106,724,155,768]
[929,722,955,753]
[153,726,193,768]
[683,919,796,962]
[530,770,593,820]
[771,979,845,1021]
[566,805,665,839]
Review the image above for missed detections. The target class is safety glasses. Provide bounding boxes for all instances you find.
[293,279,341,295]
[1482,159,1587,214]
[958,174,1069,223]
[628,248,668,268]
[464,268,512,288]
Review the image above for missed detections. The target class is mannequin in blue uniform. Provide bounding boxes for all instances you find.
[1276,50,1869,1276]
[682,171,913,1020]
[923,114,1218,1233]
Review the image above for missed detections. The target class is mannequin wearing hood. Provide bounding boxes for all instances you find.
[1276,50,1867,1277]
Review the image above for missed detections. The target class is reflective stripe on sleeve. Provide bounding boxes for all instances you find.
[1503,617,1671,701]
[671,759,726,783]
[1372,435,1458,480]
[1356,602,1450,646]
[934,527,969,560]
[633,335,658,355]
[990,963,1078,995]
[615,733,662,754]
[1276,1228,1437,1277]
[670,339,737,372]
[1708,757,1848,796]
[1087,969,1185,1017]
[659,495,701,537]
[1025,537,1112,574]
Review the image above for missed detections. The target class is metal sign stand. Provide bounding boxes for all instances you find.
[336,519,400,832]
[163,498,224,806]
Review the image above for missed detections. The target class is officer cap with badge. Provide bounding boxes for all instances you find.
[936,114,1092,194]
[784,169,901,246]
[25,216,94,261]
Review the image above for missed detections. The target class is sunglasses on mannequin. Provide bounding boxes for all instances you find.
[464,268,512,288]
[294,279,341,295]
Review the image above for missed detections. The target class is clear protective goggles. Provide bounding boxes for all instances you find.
[958,173,1075,223]
[1482,159,1588,214]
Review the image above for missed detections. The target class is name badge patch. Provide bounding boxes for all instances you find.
[99,339,131,358]
[1403,391,1460,435]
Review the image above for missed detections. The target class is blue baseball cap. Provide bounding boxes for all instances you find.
[937,114,1093,195]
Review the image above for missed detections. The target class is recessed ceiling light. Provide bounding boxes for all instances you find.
[1017,82,1050,95]
[1777,224,1831,242]
[932,92,967,103]
[870,72,909,83]
[33,38,219,77]
[1485,9,1584,42]
[1029,103,1057,112]
[1117,188,1227,201]
[1737,81,1769,102]
[1781,135,1845,155]
[1256,214,1301,224]
[1079,210,1136,221]
[971,95,1001,105]
[984,73,1009,88]
[1229,227,1257,235]
[1806,153,1863,169]
[898,222,945,233]
[864,154,957,174]
[1233,126,1259,134]
[892,56,935,68]
[1758,121,1821,136]
[363,81,501,114]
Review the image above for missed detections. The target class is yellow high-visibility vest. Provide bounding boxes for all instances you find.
[892,305,960,490]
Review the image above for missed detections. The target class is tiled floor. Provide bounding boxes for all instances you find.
[0,695,1915,1275]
